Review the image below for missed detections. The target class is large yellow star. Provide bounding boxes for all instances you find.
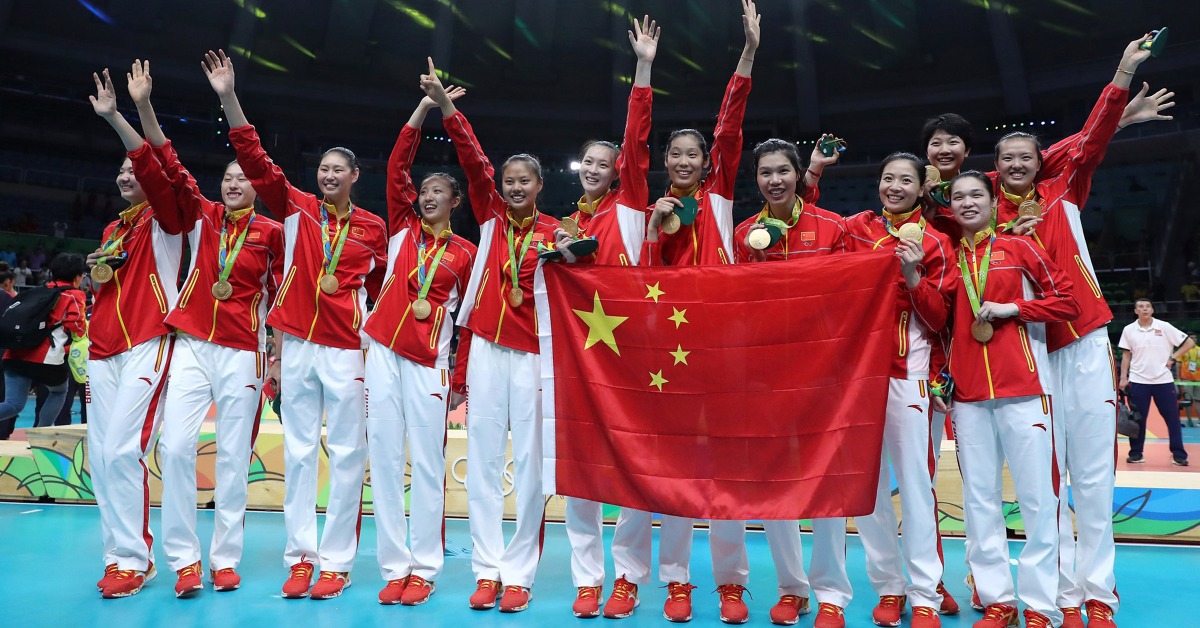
[648,370,669,391]
[572,291,628,355]
[670,345,690,365]
[668,307,689,329]
[645,282,665,303]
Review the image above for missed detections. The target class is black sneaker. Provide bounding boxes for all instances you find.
[1172,458,1190,467]
[1126,454,1145,463]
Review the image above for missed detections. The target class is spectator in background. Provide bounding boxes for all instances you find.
[0,249,15,266]
[0,262,15,404]
[54,221,68,240]
[1179,334,1200,428]
[13,259,32,287]
[1119,299,1194,466]
[29,246,46,271]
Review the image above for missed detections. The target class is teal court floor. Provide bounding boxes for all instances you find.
[2,502,1196,627]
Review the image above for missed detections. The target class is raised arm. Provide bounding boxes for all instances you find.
[733,0,760,78]
[127,60,204,225]
[89,69,143,152]
[126,59,168,147]
[619,15,658,212]
[389,88,468,237]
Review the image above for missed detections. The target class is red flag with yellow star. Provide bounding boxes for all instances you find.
[534,251,897,520]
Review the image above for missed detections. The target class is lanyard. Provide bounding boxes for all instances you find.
[759,196,803,230]
[319,201,353,276]
[957,236,995,318]
[872,212,926,250]
[100,202,148,261]
[217,213,255,282]
[507,222,537,290]
[415,232,450,300]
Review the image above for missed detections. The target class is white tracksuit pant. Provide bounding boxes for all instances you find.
[87,335,174,571]
[763,521,812,597]
[1051,329,1118,611]
[953,395,1062,625]
[659,517,749,586]
[280,333,367,573]
[159,335,264,572]
[465,335,545,588]
[365,338,449,582]
[566,499,653,587]
[809,517,853,608]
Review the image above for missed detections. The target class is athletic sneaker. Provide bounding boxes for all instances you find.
[211,568,241,592]
[97,564,118,592]
[1060,607,1085,628]
[102,565,157,599]
[468,579,502,610]
[663,582,697,622]
[1022,609,1052,628]
[174,561,203,598]
[912,606,942,628]
[378,577,410,605]
[1085,600,1118,628]
[873,595,907,626]
[769,595,810,625]
[1173,457,1190,467]
[813,603,846,628]
[937,581,960,614]
[716,584,749,624]
[401,575,435,606]
[1126,454,1145,463]
[603,577,640,619]
[309,571,350,600]
[281,561,315,598]
[573,586,602,617]
[973,603,1019,628]
[499,585,532,612]
[966,574,984,611]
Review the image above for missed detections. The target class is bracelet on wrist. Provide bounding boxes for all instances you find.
[1116,66,1135,76]
[806,168,821,179]
[740,55,755,62]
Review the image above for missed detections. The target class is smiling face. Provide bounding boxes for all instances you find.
[995,137,1041,195]
[927,130,969,178]
[578,144,618,199]
[756,151,799,209]
[115,158,147,204]
[878,159,922,213]
[665,134,709,190]
[417,175,461,225]
[949,175,995,235]
[502,161,543,213]
[221,162,257,210]
[315,152,359,202]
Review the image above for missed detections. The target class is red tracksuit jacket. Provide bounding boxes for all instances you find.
[733,200,847,262]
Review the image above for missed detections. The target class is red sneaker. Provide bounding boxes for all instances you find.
[211,568,241,592]
[872,595,907,626]
[973,603,1019,628]
[912,606,942,628]
[1023,609,1052,628]
[769,595,810,625]
[937,581,960,615]
[499,585,532,612]
[97,563,118,592]
[378,577,410,605]
[281,561,315,599]
[102,568,153,599]
[716,584,749,624]
[813,603,846,628]
[309,571,350,600]
[1085,600,1118,628]
[174,561,203,598]
[573,585,602,618]
[468,579,502,610]
[1060,606,1084,628]
[966,574,984,611]
[663,582,697,623]
[401,575,435,606]
[603,577,640,619]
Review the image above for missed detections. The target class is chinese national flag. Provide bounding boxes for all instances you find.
[534,251,897,520]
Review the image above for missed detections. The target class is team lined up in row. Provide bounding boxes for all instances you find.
[76,4,1169,626]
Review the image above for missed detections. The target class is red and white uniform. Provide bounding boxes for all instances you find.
[229,124,388,574]
[560,85,657,589]
[364,123,476,584]
[444,110,558,589]
[3,282,87,365]
[642,73,749,268]
[87,140,185,573]
[825,211,951,610]
[995,84,1126,612]
[940,232,1077,625]
[147,139,284,574]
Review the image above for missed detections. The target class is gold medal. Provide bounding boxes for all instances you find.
[897,222,924,242]
[971,320,994,344]
[211,280,233,301]
[1018,199,1042,218]
[91,262,114,284]
[412,298,432,320]
[748,228,772,250]
[319,274,339,295]
[508,286,524,308]
[559,217,581,238]
[924,165,942,185]
[662,213,681,235]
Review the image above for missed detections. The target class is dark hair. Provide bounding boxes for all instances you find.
[993,132,1043,168]
[420,172,463,199]
[49,253,87,283]
[1134,297,1153,307]
[948,170,995,200]
[664,129,711,183]
[0,261,12,285]
[878,152,926,185]
[501,154,543,181]
[920,113,975,152]
[578,140,621,190]
[321,146,360,171]
[753,139,809,200]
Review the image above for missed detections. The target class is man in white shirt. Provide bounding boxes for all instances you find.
[1118,299,1195,466]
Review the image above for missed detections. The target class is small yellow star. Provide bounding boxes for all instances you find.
[668,307,689,329]
[648,370,669,391]
[572,291,628,355]
[645,282,665,303]
[669,345,690,365]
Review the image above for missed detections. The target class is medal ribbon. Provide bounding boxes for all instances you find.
[415,232,450,301]
[319,201,353,278]
[506,221,537,295]
[957,235,995,319]
[217,213,255,283]
[872,210,926,250]
[98,202,148,263]
[759,196,804,230]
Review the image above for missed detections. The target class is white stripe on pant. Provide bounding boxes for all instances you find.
[365,338,449,582]
[953,395,1061,625]
[280,333,366,573]
[86,335,174,571]
[159,335,263,572]
[465,335,544,588]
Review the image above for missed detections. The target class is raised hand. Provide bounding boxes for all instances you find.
[742,0,761,53]
[419,57,450,103]
[127,59,152,105]
[1120,32,1154,73]
[1119,82,1175,128]
[89,69,118,118]
[809,133,842,169]
[202,49,236,97]
[628,15,660,63]
[421,85,466,110]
